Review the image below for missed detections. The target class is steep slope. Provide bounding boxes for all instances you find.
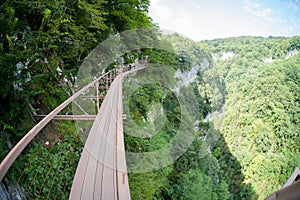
[200,36,300,199]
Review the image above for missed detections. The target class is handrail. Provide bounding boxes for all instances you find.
[282,167,300,188]
[0,60,149,181]
[265,167,300,200]
[0,67,118,181]
[265,180,300,200]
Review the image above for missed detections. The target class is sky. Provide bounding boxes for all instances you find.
[149,0,300,41]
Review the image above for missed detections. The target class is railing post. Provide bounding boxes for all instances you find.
[95,81,100,112]
[106,74,109,91]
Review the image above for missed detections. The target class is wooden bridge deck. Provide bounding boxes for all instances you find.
[69,72,130,200]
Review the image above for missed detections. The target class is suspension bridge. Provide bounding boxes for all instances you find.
[0,60,149,199]
[1,58,300,199]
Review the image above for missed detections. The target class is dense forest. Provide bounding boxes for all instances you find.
[0,0,300,200]
[201,35,300,199]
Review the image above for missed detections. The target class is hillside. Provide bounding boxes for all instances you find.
[164,34,300,199]
[202,36,300,199]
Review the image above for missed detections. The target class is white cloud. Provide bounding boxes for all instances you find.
[149,0,300,41]
[150,0,265,40]
[243,0,274,23]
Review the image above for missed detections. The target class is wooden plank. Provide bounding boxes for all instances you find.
[116,74,130,199]
[81,77,119,199]
[34,115,97,120]
[94,79,120,200]
[265,180,300,200]
[80,96,105,99]
[69,97,107,200]
[98,86,108,90]
[88,85,107,90]
[101,76,121,200]
[93,115,111,199]
[34,115,126,121]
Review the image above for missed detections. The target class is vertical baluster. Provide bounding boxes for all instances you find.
[96,81,100,112]
[106,74,109,91]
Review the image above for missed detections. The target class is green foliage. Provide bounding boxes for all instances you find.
[201,36,300,199]
[0,0,154,198]
[288,36,300,50]
[122,38,231,199]
[129,167,172,200]
[169,170,218,200]
[106,0,152,32]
